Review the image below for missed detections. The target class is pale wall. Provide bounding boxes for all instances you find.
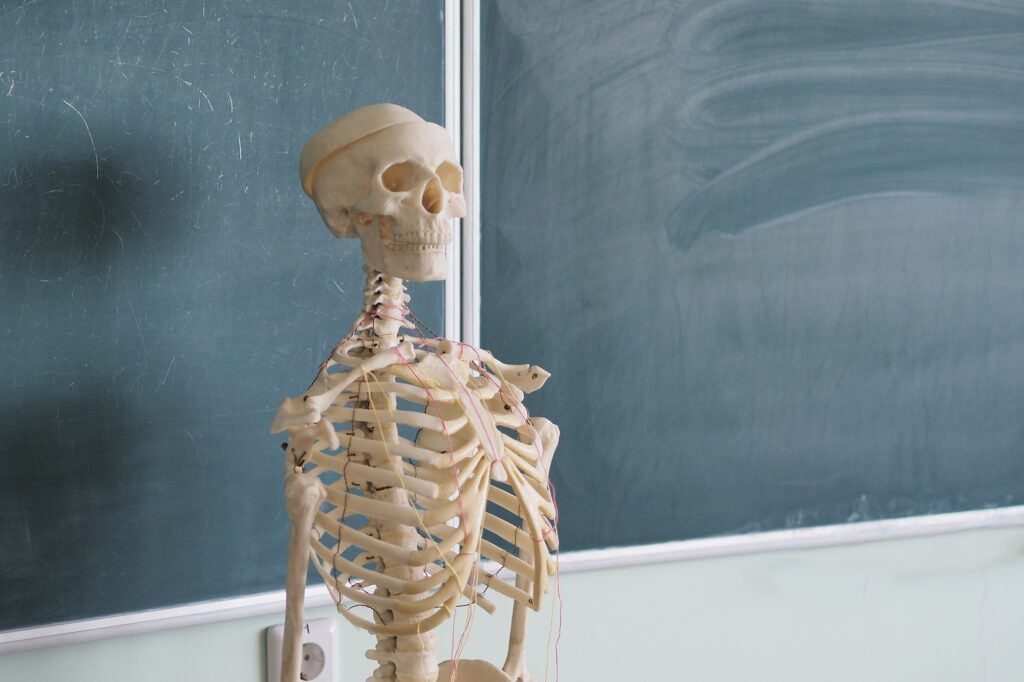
[2,525,1022,681]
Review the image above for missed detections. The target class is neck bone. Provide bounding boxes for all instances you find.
[354,268,414,354]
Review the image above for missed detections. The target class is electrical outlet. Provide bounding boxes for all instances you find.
[266,618,337,682]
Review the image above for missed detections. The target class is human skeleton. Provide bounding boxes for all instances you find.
[272,104,560,682]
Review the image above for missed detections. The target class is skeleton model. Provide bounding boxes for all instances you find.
[271,104,560,682]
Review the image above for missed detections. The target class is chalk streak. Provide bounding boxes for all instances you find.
[0,0,40,22]
[158,355,177,388]
[127,300,147,353]
[62,99,99,179]
[174,75,214,111]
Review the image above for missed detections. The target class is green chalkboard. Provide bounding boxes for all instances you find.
[481,0,1024,552]
[0,0,444,631]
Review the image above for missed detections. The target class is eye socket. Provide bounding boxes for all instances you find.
[436,161,463,193]
[381,162,416,192]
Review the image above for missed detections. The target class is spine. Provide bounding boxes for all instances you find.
[358,270,438,682]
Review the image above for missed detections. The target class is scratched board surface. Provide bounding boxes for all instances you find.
[0,0,444,630]
[481,0,1024,551]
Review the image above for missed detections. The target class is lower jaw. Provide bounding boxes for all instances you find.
[379,249,448,282]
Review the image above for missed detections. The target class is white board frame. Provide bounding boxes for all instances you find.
[3,0,1023,655]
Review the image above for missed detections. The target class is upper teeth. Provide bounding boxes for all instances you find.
[384,230,449,246]
[383,242,446,252]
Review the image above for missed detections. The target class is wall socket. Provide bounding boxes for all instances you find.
[266,618,338,682]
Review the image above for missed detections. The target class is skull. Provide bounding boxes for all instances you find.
[299,104,466,281]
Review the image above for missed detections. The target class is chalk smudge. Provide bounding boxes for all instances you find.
[663,0,1024,249]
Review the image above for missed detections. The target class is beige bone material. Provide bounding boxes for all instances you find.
[272,105,560,682]
[437,659,513,682]
[281,468,327,682]
[300,102,467,282]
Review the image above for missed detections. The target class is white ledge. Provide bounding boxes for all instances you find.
[0,585,331,655]
[554,504,1024,573]
[3,505,1023,655]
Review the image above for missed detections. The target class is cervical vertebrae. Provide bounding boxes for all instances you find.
[273,105,559,682]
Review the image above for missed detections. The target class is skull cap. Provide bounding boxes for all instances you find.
[300,103,425,196]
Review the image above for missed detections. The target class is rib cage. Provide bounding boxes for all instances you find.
[275,335,559,638]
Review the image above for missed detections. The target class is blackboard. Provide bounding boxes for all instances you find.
[481,0,1024,552]
[0,0,444,631]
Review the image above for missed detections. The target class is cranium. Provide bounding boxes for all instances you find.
[299,103,466,281]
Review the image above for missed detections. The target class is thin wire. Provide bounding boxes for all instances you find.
[358,365,432,660]
[460,341,563,680]
[333,455,355,601]
[313,311,371,384]
[407,308,441,340]
[359,296,479,672]
[358,359,479,675]
[395,323,557,675]
[387,345,480,676]
[327,300,562,679]
[546,479,564,682]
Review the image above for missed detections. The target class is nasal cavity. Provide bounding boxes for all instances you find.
[421,178,443,215]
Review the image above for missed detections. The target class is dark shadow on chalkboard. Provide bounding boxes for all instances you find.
[0,136,190,286]
[0,376,152,625]
[0,129,198,626]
